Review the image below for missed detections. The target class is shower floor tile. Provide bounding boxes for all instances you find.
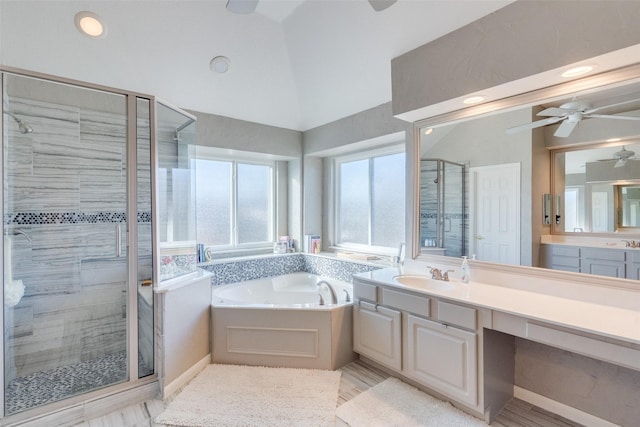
[5,351,142,415]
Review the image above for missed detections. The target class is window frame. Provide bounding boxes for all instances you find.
[332,144,405,255]
[194,152,276,253]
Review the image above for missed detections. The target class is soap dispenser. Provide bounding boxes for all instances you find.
[460,256,469,283]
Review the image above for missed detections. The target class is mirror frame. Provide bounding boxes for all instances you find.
[412,63,640,260]
[550,142,640,235]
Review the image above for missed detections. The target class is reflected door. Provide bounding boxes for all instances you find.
[470,163,520,265]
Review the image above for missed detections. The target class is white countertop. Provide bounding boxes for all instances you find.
[354,268,640,345]
[540,234,640,250]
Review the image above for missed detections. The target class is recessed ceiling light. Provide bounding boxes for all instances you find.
[606,138,621,142]
[463,95,485,105]
[561,65,593,78]
[210,56,230,74]
[74,11,106,38]
[424,128,433,136]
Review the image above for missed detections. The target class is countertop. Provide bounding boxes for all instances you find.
[540,234,640,250]
[354,267,640,345]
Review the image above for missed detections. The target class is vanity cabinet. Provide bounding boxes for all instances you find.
[540,244,580,272]
[353,301,402,371]
[626,250,640,280]
[352,277,481,411]
[581,247,626,278]
[541,244,638,278]
[406,314,478,406]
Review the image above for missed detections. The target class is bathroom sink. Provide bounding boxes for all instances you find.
[392,275,454,291]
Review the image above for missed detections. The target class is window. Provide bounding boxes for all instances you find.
[335,148,405,252]
[194,157,274,249]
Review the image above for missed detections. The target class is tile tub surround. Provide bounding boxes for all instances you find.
[200,253,381,286]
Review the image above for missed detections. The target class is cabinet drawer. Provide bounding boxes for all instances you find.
[381,288,430,317]
[552,246,580,257]
[552,256,580,268]
[437,301,476,330]
[353,281,378,302]
[582,248,625,262]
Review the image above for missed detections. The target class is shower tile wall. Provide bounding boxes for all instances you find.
[4,96,151,381]
[419,160,468,257]
[419,162,438,246]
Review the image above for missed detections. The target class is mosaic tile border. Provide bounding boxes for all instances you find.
[4,211,152,225]
[200,253,381,286]
[420,212,468,220]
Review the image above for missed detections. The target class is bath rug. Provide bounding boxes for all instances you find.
[155,363,341,427]
[336,377,487,427]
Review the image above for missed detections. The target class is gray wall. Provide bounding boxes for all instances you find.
[188,110,302,158]
[391,1,640,118]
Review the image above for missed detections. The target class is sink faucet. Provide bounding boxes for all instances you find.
[428,267,454,282]
[429,267,443,280]
[317,280,338,304]
[623,240,639,248]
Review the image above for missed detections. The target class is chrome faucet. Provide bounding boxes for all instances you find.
[317,280,338,304]
[623,240,639,248]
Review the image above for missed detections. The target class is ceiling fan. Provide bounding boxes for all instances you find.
[597,146,639,168]
[506,98,640,137]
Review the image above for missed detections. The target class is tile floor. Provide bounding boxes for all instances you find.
[73,359,583,427]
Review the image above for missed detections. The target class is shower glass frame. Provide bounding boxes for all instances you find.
[0,66,162,421]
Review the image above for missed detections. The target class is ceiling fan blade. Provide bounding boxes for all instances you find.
[554,120,579,137]
[368,0,397,11]
[226,0,258,14]
[584,113,640,121]
[506,116,565,134]
[537,107,571,117]
[584,98,640,114]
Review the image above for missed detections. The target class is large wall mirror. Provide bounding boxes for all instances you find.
[414,67,640,280]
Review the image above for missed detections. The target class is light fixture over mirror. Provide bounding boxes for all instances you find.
[414,65,640,279]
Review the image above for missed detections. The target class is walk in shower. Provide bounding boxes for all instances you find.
[419,159,466,258]
[0,69,190,420]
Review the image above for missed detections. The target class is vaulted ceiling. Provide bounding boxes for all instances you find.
[0,0,512,131]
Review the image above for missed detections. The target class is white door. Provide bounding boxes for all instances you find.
[470,163,520,265]
[591,191,608,232]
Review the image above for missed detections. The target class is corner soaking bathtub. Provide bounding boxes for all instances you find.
[211,272,357,370]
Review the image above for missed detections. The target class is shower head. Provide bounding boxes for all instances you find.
[3,112,33,134]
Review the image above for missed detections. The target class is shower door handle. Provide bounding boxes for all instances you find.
[116,224,122,257]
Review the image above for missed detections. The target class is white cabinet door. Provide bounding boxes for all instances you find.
[353,302,402,371]
[406,314,477,407]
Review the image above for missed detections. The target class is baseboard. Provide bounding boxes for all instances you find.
[163,353,210,398]
[514,386,618,427]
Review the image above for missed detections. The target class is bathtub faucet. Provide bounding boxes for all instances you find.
[317,280,338,304]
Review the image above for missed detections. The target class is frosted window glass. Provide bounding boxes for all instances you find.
[195,159,231,245]
[238,163,271,244]
[338,159,369,244]
[372,153,405,247]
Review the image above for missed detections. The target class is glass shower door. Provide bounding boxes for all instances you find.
[2,73,130,414]
[442,161,465,257]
